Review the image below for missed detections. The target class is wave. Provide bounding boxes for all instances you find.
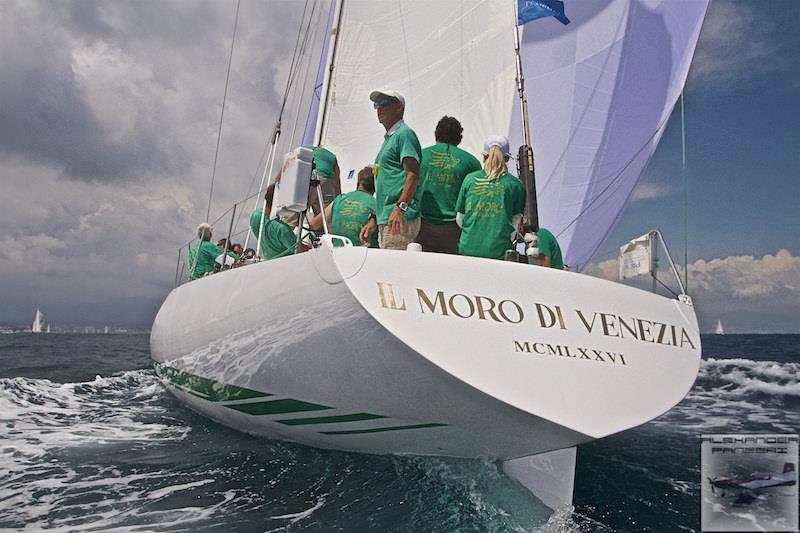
[0,370,197,530]
[650,357,800,434]
[699,357,800,397]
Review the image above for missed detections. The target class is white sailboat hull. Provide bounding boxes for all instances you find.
[151,244,700,460]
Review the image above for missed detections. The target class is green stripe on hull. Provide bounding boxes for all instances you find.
[276,413,386,426]
[225,398,333,416]
[155,363,270,402]
[320,423,447,435]
[154,364,448,433]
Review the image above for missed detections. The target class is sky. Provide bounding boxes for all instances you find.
[0,0,797,332]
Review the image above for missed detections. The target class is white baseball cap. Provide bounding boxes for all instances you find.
[483,134,511,157]
[369,89,405,108]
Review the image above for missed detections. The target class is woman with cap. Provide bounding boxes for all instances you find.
[454,135,525,260]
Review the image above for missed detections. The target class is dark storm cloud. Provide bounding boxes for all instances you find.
[0,60,178,181]
[0,1,228,181]
[0,0,322,326]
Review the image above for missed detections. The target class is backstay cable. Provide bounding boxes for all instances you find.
[205,0,242,222]
[681,91,688,293]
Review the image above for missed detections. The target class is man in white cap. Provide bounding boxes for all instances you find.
[188,223,236,280]
[359,89,422,249]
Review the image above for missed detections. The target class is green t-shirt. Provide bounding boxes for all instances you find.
[303,145,338,179]
[250,208,297,259]
[455,170,526,260]
[188,241,233,280]
[536,227,564,269]
[420,143,482,224]
[331,190,379,247]
[374,121,422,224]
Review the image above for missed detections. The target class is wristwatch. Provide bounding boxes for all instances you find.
[368,211,377,221]
[396,201,409,212]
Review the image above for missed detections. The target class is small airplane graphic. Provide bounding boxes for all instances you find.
[709,462,796,505]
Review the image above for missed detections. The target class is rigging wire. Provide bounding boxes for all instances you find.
[287,2,322,148]
[235,0,323,241]
[681,91,688,293]
[205,0,242,223]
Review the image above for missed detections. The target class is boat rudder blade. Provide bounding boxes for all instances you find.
[502,446,576,510]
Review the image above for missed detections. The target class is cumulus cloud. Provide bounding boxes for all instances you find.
[585,250,800,333]
[630,182,670,201]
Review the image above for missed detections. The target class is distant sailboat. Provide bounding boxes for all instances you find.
[715,320,725,335]
[31,308,44,334]
[104,325,109,334]
[46,324,51,334]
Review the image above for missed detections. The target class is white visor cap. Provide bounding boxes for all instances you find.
[483,134,511,157]
[369,89,405,108]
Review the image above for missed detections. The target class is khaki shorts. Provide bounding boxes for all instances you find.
[378,217,421,250]
[417,219,461,254]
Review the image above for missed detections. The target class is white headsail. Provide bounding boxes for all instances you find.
[311,0,708,268]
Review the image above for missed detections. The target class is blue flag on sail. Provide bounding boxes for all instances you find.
[517,0,570,26]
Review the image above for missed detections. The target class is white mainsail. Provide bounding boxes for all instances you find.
[715,320,725,335]
[31,308,44,334]
[313,0,708,269]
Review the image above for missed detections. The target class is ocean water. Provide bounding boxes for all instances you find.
[1,333,797,532]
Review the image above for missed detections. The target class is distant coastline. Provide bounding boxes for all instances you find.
[0,326,149,334]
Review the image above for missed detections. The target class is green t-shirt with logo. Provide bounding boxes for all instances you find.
[250,208,297,259]
[455,170,526,260]
[420,143,482,224]
[536,227,564,269]
[374,122,422,224]
[302,145,338,180]
[188,241,224,280]
[331,190,379,247]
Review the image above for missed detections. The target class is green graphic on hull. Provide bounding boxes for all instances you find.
[227,399,333,416]
[155,363,447,435]
[155,364,270,402]
[320,423,448,435]
[277,413,386,426]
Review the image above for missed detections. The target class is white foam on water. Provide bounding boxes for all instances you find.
[0,370,200,529]
[535,506,613,533]
[396,455,557,531]
[269,495,326,523]
[701,357,800,397]
[650,357,799,433]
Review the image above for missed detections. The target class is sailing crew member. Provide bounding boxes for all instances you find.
[531,227,564,269]
[455,135,525,260]
[188,223,236,280]
[360,89,423,250]
[275,146,340,228]
[309,166,379,247]
[249,184,299,260]
[417,116,482,254]
[306,145,341,218]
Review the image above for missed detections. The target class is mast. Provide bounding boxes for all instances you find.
[314,0,344,146]
[512,1,539,234]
